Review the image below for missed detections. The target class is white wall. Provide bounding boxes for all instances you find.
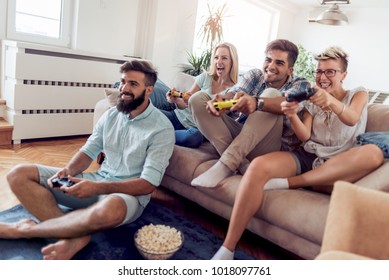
[75,0,138,57]
[290,6,389,91]
[0,0,196,90]
[150,0,198,84]
[2,0,388,94]
[0,0,6,39]
[0,0,138,57]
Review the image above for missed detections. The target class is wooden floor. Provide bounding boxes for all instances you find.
[0,136,299,260]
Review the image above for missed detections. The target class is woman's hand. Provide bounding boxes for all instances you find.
[282,99,312,142]
[308,87,335,108]
[166,88,178,104]
[281,99,299,118]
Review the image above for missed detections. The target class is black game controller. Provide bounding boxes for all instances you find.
[52,177,75,188]
[286,88,316,103]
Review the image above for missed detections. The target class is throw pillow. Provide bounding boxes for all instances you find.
[104,88,120,107]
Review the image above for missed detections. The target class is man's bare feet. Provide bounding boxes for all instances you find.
[41,235,91,260]
[0,219,37,239]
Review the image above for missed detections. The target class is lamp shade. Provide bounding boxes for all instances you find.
[316,4,348,25]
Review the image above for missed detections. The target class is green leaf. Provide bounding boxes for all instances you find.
[294,44,316,84]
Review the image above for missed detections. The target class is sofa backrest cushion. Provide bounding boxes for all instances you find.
[173,72,195,93]
[367,104,389,132]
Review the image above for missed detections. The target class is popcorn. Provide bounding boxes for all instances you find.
[135,224,183,257]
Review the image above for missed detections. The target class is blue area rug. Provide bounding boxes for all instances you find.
[0,201,254,260]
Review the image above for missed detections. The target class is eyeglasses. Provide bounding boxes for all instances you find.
[312,69,342,77]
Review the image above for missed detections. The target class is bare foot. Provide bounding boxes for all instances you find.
[0,219,37,239]
[41,235,91,260]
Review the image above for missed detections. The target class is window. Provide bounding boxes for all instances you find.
[194,0,279,73]
[7,0,73,47]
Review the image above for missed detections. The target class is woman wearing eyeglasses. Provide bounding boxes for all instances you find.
[211,46,384,260]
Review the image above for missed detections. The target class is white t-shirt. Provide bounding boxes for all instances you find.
[303,86,368,160]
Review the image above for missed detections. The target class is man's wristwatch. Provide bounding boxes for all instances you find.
[255,96,265,111]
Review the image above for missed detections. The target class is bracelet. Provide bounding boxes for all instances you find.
[338,104,346,115]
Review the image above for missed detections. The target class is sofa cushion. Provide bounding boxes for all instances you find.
[367,104,389,132]
[165,142,218,184]
[104,88,120,107]
[173,72,196,93]
[195,174,329,245]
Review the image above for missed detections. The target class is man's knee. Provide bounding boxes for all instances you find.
[89,195,127,230]
[7,163,39,190]
[188,91,209,112]
[248,111,282,124]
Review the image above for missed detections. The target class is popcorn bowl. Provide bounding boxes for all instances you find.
[134,224,184,260]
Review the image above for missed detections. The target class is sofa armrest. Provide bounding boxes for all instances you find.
[355,160,389,192]
[315,250,372,260]
[318,181,389,260]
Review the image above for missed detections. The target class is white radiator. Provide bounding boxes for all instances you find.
[1,40,128,144]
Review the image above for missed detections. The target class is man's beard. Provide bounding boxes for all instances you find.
[116,89,146,114]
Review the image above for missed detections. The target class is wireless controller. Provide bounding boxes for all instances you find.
[213,100,238,111]
[286,88,316,103]
[52,177,75,188]
[167,89,189,99]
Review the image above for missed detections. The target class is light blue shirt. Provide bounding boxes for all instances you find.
[80,101,175,206]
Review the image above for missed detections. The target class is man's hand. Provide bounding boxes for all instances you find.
[230,92,257,115]
[205,93,225,116]
[60,176,98,198]
[47,168,71,188]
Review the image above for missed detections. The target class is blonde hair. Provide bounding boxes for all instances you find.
[315,46,349,71]
[208,42,239,84]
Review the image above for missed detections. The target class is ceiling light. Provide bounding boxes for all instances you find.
[316,0,349,26]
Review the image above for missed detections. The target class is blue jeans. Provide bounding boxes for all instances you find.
[357,132,389,158]
[160,110,204,148]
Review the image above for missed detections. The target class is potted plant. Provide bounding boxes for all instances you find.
[294,44,316,84]
[181,2,228,76]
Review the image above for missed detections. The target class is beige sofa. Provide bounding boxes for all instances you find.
[94,74,389,260]
[315,181,389,260]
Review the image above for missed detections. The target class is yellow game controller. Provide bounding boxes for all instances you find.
[168,89,190,99]
[213,100,238,111]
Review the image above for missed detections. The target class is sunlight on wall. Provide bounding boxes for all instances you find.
[193,0,276,72]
